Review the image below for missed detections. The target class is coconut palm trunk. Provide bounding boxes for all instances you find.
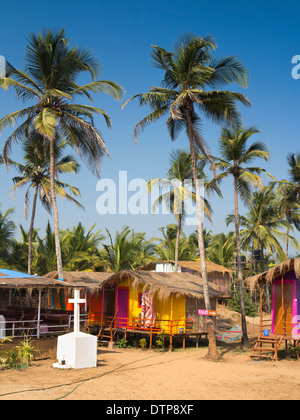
[286,216,290,259]
[233,175,249,346]
[174,213,182,273]
[27,185,38,275]
[186,106,220,359]
[49,136,63,279]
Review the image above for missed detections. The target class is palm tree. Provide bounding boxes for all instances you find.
[188,228,213,257]
[0,205,15,264]
[35,221,59,275]
[147,150,204,271]
[154,225,197,261]
[227,186,298,312]
[0,29,124,279]
[61,222,105,271]
[206,232,236,268]
[147,150,221,271]
[1,130,83,274]
[212,127,270,345]
[102,226,155,272]
[122,34,250,359]
[274,153,300,258]
[9,225,39,272]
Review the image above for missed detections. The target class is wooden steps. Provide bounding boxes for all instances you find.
[250,335,283,361]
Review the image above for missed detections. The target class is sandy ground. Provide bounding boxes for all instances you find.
[0,346,300,400]
[0,308,299,401]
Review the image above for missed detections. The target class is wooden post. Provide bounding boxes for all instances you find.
[101,287,105,329]
[37,288,41,338]
[259,285,263,336]
[150,323,153,350]
[115,281,118,329]
[169,320,173,351]
[281,275,285,337]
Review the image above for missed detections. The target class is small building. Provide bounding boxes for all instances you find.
[0,269,73,338]
[47,269,224,349]
[247,258,300,360]
[137,260,233,298]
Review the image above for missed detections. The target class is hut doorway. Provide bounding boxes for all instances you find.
[274,282,293,335]
[116,287,129,328]
[104,288,115,317]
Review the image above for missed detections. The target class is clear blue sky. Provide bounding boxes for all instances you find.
[0,0,300,248]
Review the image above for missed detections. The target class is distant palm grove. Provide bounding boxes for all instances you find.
[0,29,300,356]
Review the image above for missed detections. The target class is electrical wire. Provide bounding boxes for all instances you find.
[0,350,203,400]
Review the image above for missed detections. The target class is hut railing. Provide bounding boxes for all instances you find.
[87,313,197,335]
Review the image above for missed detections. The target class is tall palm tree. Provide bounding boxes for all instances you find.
[122,34,250,359]
[274,153,300,258]
[147,150,220,271]
[1,130,83,274]
[212,127,270,345]
[227,186,298,312]
[0,29,124,279]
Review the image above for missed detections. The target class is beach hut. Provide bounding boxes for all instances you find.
[247,258,300,360]
[0,269,72,338]
[102,270,224,349]
[138,260,233,298]
[46,269,224,349]
[45,271,113,324]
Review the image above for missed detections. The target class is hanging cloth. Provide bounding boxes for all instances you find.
[140,290,156,327]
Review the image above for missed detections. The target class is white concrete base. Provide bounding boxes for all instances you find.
[53,331,97,370]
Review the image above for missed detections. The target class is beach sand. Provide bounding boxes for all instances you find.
[0,308,299,400]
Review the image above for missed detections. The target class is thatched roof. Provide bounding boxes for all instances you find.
[137,260,233,279]
[0,269,70,289]
[104,270,224,301]
[45,269,225,300]
[45,271,113,290]
[246,258,300,289]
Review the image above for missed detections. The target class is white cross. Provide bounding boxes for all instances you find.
[68,289,86,333]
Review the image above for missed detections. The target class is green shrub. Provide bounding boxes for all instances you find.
[155,330,166,350]
[227,290,259,317]
[0,336,36,369]
[139,338,147,349]
[116,338,128,348]
[281,345,300,360]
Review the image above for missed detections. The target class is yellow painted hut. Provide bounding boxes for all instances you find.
[46,269,224,349]
[103,269,224,336]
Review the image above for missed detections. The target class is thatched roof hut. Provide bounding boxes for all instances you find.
[45,269,224,301]
[103,270,224,301]
[0,269,70,289]
[45,271,113,290]
[137,260,233,280]
[246,257,300,289]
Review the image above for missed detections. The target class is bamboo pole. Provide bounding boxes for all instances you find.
[260,286,263,336]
